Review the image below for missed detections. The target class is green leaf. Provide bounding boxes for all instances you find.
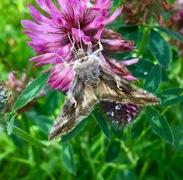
[156,26,183,44]
[12,72,50,112]
[62,142,76,175]
[114,169,136,180]
[127,58,154,79]
[93,111,111,141]
[12,126,47,148]
[105,141,121,162]
[7,113,16,135]
[35,115,53,135]
[148,29,172,69]
[157,88,183,106]
[91,124,101,139]
[61,118,88,142]
[118,26,139,46]
[144,64,162,93]
[107,22,137,29]
[146,107,174,145]
[173,129,183,153]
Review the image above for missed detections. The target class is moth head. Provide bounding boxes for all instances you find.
[74,48,86,60]
[73,56,101,87]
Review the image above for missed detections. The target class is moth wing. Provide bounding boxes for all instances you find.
[49,77,99,140]
[98,66,161,106]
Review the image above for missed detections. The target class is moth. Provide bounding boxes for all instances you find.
[49,43,161,140]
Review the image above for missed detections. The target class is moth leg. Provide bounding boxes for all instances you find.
[98,40,103,51]
[92,40,103,55]
[66,75,82,108]
[117,84,123,90]
[67,94,77,108]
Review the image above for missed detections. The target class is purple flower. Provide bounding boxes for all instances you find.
[22,0,136,91]
[176,0,183,5]
[101,101,140,128]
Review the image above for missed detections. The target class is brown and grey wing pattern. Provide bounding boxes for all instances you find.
[49,76,99,140]
[98,66,161,106]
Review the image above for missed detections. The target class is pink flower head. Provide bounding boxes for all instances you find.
[22,0,136,91]
[176,0,183,5]
[101,101,140,128]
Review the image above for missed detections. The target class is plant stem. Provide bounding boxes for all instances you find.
[137,27,151,56]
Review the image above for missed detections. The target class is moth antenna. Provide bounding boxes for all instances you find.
[67,33,77,54]
[55,53,70,67]
[70,46,77,54]
[86,43,92,55]
[77,21,83,51]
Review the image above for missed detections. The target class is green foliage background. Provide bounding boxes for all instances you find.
[0,0,183,179]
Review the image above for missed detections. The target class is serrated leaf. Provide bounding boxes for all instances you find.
[156,26,183,44]
[62,142,76,175]
[149,29,172,69]
[105,141,121,162]
[13,72,50,112]
[157,88,183,106]
[146,107,174,145]
[93,111,111,141]
[61,118,88,142]
[144,64,162,93]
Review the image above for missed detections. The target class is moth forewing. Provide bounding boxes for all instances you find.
[49,77,99,140]
[98,66,161,106]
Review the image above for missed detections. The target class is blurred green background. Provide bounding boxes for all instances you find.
[0,0,183,180]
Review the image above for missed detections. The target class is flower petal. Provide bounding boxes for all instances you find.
[28,4,54,26]
[47,64,74,91]
[21,20,56,33]
[102,29,135,52]
[101,7,123,26]
[122,58,139,66]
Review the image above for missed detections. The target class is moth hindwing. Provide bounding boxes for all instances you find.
[49,50,161,140]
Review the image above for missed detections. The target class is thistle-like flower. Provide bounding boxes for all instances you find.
[22,0,137,92]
